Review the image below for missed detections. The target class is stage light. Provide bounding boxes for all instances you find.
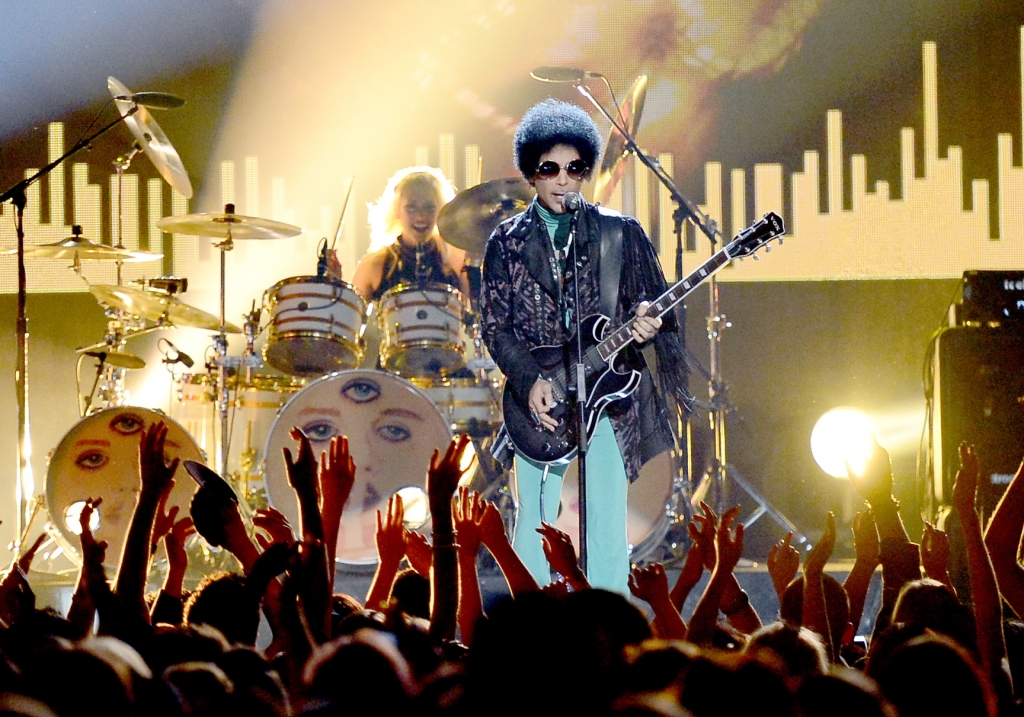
[395,486,429,529]
[810,407,877,478]
[64,500,101,535]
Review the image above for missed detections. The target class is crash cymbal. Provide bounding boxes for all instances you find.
[437,178,534,257]
[89,284,241,333]
[5,226,162,262]
[156,211,303,241]
[108,77,194,199]
[592,74,648,206]
[80,348,146,370]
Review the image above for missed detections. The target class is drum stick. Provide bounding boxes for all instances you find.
[330,178,356,251]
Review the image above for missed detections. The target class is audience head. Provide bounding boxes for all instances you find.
[183,572,260,646]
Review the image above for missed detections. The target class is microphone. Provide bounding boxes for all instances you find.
[161,339,195,368]
[316,239,329,279]
[562,192,584,213]
[113,92,186,110]
[530,66,603,83]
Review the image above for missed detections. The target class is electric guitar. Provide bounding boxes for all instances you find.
[502,211,786,464]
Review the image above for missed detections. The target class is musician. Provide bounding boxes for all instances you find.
[480,99,688,592]
[351,167,469,301]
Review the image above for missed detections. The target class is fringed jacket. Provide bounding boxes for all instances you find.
[481,199,689,482]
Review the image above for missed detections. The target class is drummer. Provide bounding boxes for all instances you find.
[348,167,470,301]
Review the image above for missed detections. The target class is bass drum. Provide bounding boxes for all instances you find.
[554,451,674,563]
[264,370,452,567]
[45,407,203,566]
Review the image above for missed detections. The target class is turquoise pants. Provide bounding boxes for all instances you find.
[511,415,629,594]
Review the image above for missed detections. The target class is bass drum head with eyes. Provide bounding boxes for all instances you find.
[45,407,204,566]
[263,369,452,568]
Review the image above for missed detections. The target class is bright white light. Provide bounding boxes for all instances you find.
[64,501,101,535]
[458,441,477,484]
[395,486,429,529]
[811,407,877,479]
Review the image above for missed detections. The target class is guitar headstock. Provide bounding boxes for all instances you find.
[724,211,786,260]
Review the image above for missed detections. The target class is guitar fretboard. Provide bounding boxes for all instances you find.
[596,248,732,362]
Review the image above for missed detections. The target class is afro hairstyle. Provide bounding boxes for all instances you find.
[513,98,603,181]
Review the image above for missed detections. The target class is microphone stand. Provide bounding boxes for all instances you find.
[0,105,141,539]
[574,78,803,542]
[567,213,589,574]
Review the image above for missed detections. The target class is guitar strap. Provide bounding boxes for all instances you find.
[597,210,623,321]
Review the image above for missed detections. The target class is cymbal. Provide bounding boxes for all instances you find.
[6,234,162,263]
[79,348,146,370]
[592,74,648,206]
[89,284,242,333]
[156,211,303,241]
[438,178,534,257]
[108,76,194,199]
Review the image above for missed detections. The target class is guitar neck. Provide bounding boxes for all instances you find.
[597,247,733,361]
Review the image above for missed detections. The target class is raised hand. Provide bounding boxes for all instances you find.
[715,507,745,577]
[804,512,836,577]
[852,510,880,567]
[139,421,180,497]
[16,534,47,575]
[151,489,180,552]
[537,522,589,591]
[403,529,432,577]
[767,531,801,600]
[284,427,320,500]
[848,435,893,507]
[454,487,486,553]
[952,443,980,523]
[427,434,473,512]
[540,576,571,598]
[628,563,671,605]
[921,521,952,584]
[692,502,720,571]
[319,435,355,567]
[253,507,296,550]
[375,494,408,567]
[365,494,407,612]
[478,501,510,549]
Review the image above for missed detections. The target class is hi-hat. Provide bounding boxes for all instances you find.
[438,178,535,258]
[6,226,162,262]
[592,74,648,206]
[89,284,241,333]
[79,348,146,370]
[109,76,193,199]
[156,211,303,241]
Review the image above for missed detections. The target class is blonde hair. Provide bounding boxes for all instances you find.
[366,166,456,253]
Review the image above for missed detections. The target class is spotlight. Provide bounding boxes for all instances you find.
[394,486,429,529]
[64,500,101,535]
[810,407,877,478]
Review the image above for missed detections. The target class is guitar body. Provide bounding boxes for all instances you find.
[501,313,642,464]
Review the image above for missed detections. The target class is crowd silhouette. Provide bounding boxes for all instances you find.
[0,420,1022,716]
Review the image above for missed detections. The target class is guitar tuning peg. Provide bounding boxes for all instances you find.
[752,254,760,261]
[765,245,772,252]
[778,237,784,245]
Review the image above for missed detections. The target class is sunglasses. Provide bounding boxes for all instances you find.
[534,159,589,181]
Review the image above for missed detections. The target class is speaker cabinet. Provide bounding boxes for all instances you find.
[932,327,1024,515]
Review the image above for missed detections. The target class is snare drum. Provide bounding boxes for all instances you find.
[45,408,203,566]
[377,283,466,377]
[412,376,501,436]
[264,276,366,376]
[173,372,304,479]
[264,370,452,566]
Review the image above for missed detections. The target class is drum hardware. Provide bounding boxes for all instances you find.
[89,284,242,333]
[156,204,302,476]
[2,225,163,266]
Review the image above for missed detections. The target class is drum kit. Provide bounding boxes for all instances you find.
[15,77,679,579]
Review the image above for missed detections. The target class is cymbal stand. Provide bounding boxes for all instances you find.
[213,204,236,478]
[112,142,142,287]
[691,266,805,541]
[0,103,141,538]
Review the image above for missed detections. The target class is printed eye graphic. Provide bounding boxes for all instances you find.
[301,421,338,443]
[109,412,145,436]
[376,423,411,443]
[341,378,381,404]
[75,450,109,471]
